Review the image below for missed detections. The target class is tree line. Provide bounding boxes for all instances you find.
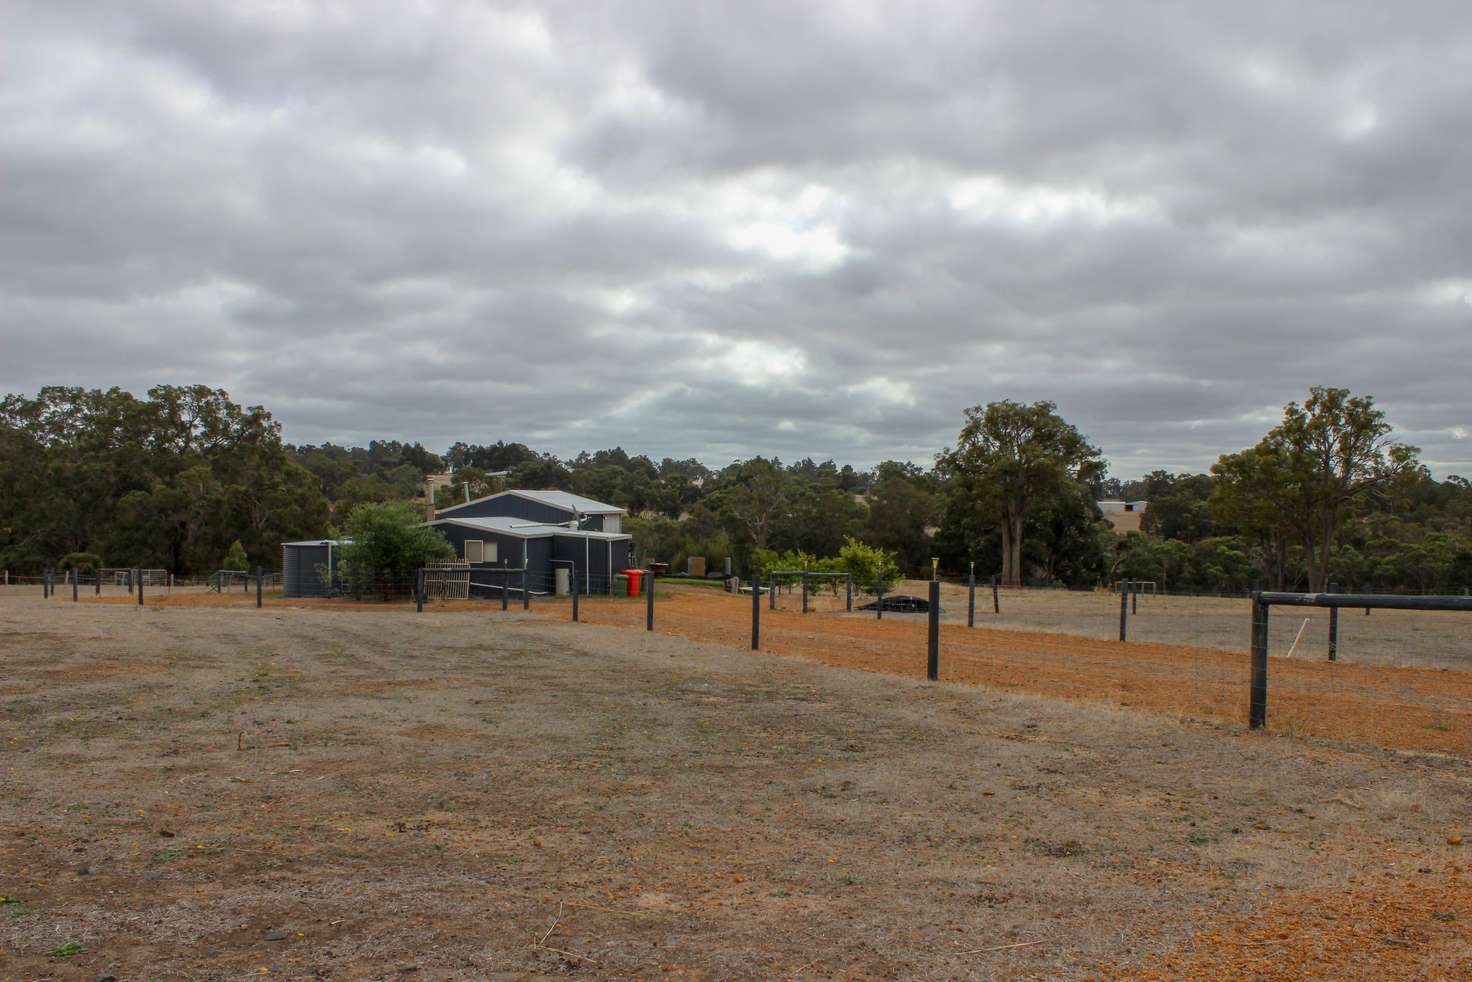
[3,383,1468,594]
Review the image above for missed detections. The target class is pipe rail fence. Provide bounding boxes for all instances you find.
[767,570,854,614]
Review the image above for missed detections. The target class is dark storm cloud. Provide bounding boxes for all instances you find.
[2,0,1470,476]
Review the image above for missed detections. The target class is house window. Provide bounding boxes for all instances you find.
[604,514,621,534]
[464,539,491,563]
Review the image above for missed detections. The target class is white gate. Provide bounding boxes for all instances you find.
[424,562,471,600]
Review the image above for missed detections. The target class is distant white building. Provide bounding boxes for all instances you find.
[1097,500,1148,534]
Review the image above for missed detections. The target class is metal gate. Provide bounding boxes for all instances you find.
[424,562,471,600]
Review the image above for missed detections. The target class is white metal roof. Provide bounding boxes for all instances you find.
[282,539,351,547]
[426,516,631,541]
[435,489,625,517]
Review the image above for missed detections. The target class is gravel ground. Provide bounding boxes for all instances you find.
[1,591,1469,980]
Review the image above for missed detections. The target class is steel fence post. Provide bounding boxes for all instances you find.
[1250,592,1269,729]
[875,574,883,621]
[1119,582,1129,641]
[927,580,940,681]
[572,564,579,623]
[646,570,655,631]
[751,572,760,650]
[967,570,975,628]
[801,573,809,614]
[1327,606,1338,662]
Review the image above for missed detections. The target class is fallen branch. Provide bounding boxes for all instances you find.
[536,901,564,946]
[1285,617,1311,659]
[958,940,1042,955]
[535,943,598,965]
[563,900,656,918]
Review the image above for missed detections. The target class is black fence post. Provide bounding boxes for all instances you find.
[1250,592,1269,729]
[1118,582,1129,641]
[967,571,976,628]
[992,575,1000,614]
[137,567,144,606]
[1131,582,1138,615]
[95,573,100,596]
[927,580,940,681]
[875,574,883,621]
[501,570,508,611]
[1327,606,1338,662]
[72,574,78,603]
[416,568,424,613]
[751,573,760,650]
[42,569,49,598]
[571,564,579,623]
[768,572,776,611]
[801,573,809,614]
[256,565,264,608]
[646,570,655,631]
[522,569,529,610]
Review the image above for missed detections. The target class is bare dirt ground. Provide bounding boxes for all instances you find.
[569,589,1472,759]
[2,589,1471,980]
[784,579,1472,672]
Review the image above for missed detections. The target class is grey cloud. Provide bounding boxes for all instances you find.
[2,0,1470,477]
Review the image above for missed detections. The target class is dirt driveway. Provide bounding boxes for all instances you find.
[1,592,1470,979]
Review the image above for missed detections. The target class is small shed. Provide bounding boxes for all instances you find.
[282,539,348,597]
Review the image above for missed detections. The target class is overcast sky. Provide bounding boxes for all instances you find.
[3,1,1470,478]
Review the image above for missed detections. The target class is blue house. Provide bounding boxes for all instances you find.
[424,490,633,596]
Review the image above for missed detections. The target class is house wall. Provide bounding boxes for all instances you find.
[550,535,631,593]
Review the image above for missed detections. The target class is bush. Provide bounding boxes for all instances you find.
[60,552,102,575]
[751,537,900,593]
[336,500,454,600]
[221,540,249,572]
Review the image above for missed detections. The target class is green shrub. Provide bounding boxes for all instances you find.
[336,500,453,599]
[221,539,249,572]
[60,552,102,575]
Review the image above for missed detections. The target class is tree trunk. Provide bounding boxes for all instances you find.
[1000,508,1024,587]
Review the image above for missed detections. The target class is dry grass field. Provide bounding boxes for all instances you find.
[2,587,1470,980]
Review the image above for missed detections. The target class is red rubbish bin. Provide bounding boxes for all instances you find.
[621,569,644,597]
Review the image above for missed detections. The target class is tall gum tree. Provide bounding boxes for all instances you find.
[937,400,1104,587]
[1213,387,1419,592]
